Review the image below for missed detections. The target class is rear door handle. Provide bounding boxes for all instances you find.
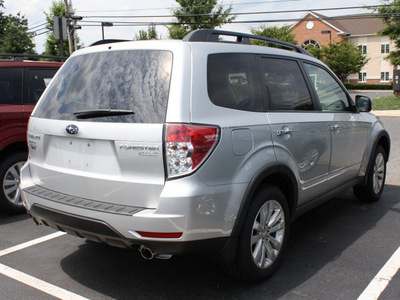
[277,128,293,136]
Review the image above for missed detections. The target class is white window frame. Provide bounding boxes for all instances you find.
[381,71,390,82]
[302,39,320,49]
[359,72,367,83]
[381,44,390,54]
[359,45,367,55]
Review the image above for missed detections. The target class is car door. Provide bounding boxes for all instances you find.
[258,57,331,205]
[303,63,370,186]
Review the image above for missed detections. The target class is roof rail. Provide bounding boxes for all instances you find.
[0,53,67,61]
[183,29,313,57]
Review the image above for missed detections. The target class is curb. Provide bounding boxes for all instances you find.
[372,110,400,117]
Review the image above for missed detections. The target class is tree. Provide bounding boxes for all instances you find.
[168,0,235,39]
[250,25,297,46]
[375,0,400,66]
[0,0,7,44]
[135,25,159,40]
[44,0,82,57]
[0,0,36,54]
[309,41,369,81]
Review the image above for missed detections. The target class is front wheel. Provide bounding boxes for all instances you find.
[354,145,387,203]
[0,151,27,214]
[225,186,290,281]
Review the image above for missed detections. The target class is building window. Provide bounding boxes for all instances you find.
[381,72,390,82]
[359,72,367,82]
[381,44,390,54]
[302,39,320,49]
[359,45,367,54]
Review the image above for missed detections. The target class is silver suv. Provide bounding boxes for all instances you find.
[20,30,390,281]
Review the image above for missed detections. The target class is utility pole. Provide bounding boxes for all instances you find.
[67,0,82,52]
[71,16,82,51]
[63,0,73,55]
[69,0,75,52]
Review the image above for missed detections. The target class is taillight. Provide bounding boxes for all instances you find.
[166,124,219,178]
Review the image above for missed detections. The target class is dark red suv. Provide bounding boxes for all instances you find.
[0,54,63,214]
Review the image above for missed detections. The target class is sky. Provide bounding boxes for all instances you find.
[4,0,383,54]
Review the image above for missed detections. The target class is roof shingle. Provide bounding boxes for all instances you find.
[303,12,385,36]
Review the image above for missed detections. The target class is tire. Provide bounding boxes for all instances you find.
[225,185,290,281]
[0,151,27,214]
[353,145,387,203]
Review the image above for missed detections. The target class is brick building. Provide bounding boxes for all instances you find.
[290,12,394,84]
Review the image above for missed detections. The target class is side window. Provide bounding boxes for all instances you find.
[259,57,313,111]
[0,68,22,105]
[24,68,59,104]
[304,63,350,112]
[207,53,264,112]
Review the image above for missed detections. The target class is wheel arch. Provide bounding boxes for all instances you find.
[231,164,298,238]
[0,142,28,164]
[361,130,390,186]
[376,131,390,161]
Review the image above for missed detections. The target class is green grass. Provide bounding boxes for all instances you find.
[372,95,400,110]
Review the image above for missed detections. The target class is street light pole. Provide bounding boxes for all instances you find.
[101,22,113,40]
[321,30,332,44]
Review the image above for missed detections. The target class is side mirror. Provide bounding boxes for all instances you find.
[355,95,372,112]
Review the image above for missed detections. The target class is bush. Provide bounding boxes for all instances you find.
[344,83,393,90]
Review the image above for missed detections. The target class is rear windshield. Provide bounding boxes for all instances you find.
[33,50,172,123]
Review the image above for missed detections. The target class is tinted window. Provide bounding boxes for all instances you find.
[304,63,350,111]
[34,50,173,123]
[0,68,22,105]
[24,68,59,104]
[207,53,264,112]
[259,58,313,111]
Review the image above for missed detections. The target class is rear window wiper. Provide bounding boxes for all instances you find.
[73,109,135,120]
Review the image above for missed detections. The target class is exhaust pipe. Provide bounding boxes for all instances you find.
[139,245,155,260]
[139,245,172,260]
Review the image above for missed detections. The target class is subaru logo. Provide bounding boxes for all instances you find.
[66,124,79,135]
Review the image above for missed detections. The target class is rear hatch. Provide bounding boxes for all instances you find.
[28,48,173,208]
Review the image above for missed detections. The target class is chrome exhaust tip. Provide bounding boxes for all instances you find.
[139,245,173,260]
[139,245,155,260]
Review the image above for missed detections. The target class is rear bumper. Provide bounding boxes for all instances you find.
[28,204,232,254]
[21,161,247,251]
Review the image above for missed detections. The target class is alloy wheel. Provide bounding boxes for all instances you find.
[250,200,285,269]
[3,161,24,206]
[373,153,385,195]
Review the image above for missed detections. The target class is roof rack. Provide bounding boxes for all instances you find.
[183,29,313,57]
[0,53,67,61]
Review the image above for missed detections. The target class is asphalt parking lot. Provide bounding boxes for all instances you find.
[1,116,400,300]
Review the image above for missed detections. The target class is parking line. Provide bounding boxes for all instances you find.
[0,263,89,300]
[0,231,89,299]
[0,231,66,257]
[357,246,400,300]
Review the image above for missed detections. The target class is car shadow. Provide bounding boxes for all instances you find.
[60,185,400,299]
[0,212,29,225]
